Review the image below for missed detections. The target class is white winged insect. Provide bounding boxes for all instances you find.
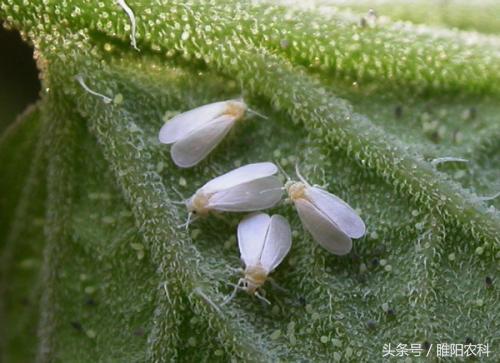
[285,165,365,255]
[182,162,283,226]
[223,213,292,305]
[159,99,249,168]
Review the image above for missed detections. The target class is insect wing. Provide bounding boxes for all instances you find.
[237,213,270,267]
[159,101,227,144]
[202,162,278,194]
[295,198,352,255]
[170,115,236,168]
[259,215,292,272]
[208,176,283,212]
[308,187,365,239]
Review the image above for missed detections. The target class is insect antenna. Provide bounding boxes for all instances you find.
[236,80,268,120]
[268,277,289,294]
[171,186,187,201]
[75,75,113,104]
[295,163,309,185]
[221,278,245,306]
[193,287,222,315]
[170,200,186,205]
[247,108,269,120]
[177,212,198,230]
[275,161,291,181]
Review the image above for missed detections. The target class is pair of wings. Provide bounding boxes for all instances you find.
[202,162,283,212]
[158,101,241,168]
[295,187,366,255]
[238,213,292,273]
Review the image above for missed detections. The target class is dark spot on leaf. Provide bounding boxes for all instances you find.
[133,327,145,337]
[70,321,83,332]
[367,319,377,330]
[485,276,493,288]
[394,105,403,118]
[84,297,97,307]
[350,251,360,262]
[428,131,440,143]
[298,296,307,306]
[373,244,386,256]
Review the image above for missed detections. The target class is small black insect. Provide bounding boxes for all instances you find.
[485,276,493,288]
[371,258,380,268]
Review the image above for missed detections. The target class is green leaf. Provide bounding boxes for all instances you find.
[1,1,499,362]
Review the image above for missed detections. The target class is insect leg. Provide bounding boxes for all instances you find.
[221,278,244,306]
[267,277,289,294]
[254,290,271,305]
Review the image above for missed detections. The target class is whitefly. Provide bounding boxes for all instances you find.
[285,165,366,255]
[180,162,284,227]
[159,99,248,168]
[223,212,292,305]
